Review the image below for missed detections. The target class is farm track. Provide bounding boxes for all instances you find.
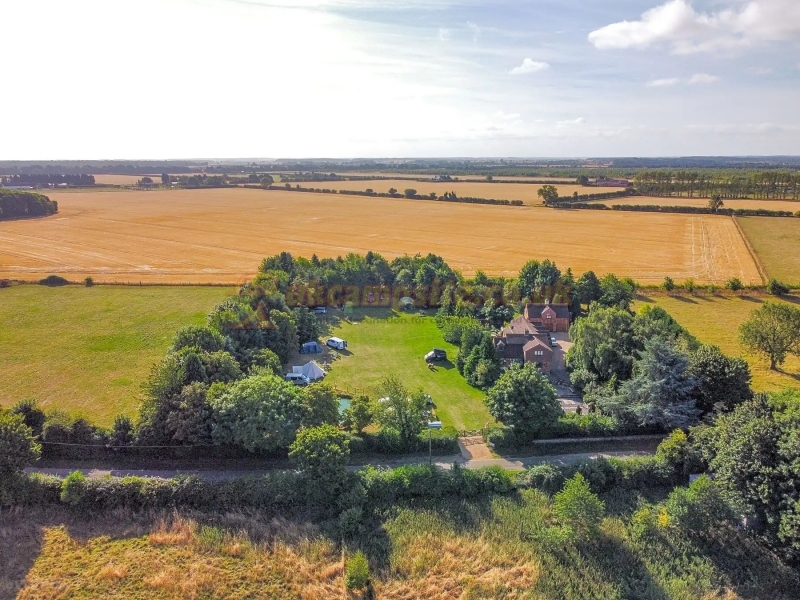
[0,188,763,284]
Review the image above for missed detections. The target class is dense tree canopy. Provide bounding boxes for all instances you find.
[484,363,562,440]
[209,374,306,452]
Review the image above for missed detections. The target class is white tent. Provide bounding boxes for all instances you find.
[292,361,326,381]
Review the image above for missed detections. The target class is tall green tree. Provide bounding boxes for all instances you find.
[689,345,752,416]
[574,271,602,306]
[739,302,800,370]
[484,363,562,440]
[598,274,635,310]
[567,305,638,383]
[209,374,306,452]
[537,185,559,204]
[372,376,429,446]
[600,337,698,429]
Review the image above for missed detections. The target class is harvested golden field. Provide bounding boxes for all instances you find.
[307,179,588,203]
[736,217,800,285]
[0,188,761,284]
[591,196,800,212]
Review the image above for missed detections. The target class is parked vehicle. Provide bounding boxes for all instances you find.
[550,336,558,347]
[326,337,348,350]
[285,372,311,386]
[425,348,447,362]
[313,306,327,315]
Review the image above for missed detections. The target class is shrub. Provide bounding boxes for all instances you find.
[516,463,565,495]
[60,471,88,506]
[0,412,41,476]
[84,276,94,287]
[10,399,46,437]
[766,278,790,296]
[344,550,370,591]
[663,475,733,531]
[683,278,696,293]
[39,275,69,286]
[553,473,605,539]
[662,276,675,292]
[338,506,363,538]
[290,425,350,480]
[726,277,743,291]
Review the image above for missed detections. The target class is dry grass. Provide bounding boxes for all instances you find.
[736,217,800,285]
[0,188,761,284]
[591,196,800,212]
[308,178,589,203]
[3,496,799,600]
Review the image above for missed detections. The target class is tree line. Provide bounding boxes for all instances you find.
[634,170,800,200]
[0,190,58,220]
[1,174,95,186]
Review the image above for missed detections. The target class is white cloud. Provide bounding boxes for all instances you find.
[688,73,720,84]
[748,66,774,75]
[438,28,451,42]
[588,0,800,54]
[509,58,550,75]
[647,77,680,87]
[556,117,585,127]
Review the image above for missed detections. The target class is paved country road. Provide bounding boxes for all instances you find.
[25,450,653,481]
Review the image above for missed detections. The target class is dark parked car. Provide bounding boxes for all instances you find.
[425,348,447,362]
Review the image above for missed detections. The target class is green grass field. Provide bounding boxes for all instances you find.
[321,308,493,430]
[635,292,800,393]
[737,217,800,285]
[0,285,231,426]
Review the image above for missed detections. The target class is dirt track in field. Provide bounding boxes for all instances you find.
[0,188,762,284]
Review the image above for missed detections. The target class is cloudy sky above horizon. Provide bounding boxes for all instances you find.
[2,0,799,159]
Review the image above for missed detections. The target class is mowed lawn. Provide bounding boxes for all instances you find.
[322,309,493,430]
[737,217,800,285]
[0,285,230,426]
[635,292,800,393]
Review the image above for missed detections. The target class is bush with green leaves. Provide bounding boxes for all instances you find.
[766,278,791,297]
[10,399,46,437]
[342,395,373,433]
[0,411,41,476]
[553,473,605,539]
[300,384,340,428]
[344,550,370,591]
[726,277,744,291]
[289,424,350,490]
[60,471,87,506]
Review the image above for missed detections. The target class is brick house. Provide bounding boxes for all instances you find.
[492,301,572,373]
[524,302,571,333]
[493,316,554,372]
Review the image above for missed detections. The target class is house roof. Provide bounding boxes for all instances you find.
[525,303,571,320]
[523,338,552,354]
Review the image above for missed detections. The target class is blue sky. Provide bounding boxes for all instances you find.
[2,0,799,158]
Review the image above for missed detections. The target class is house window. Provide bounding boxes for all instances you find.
[546,314,552,319]
[534,350,544,356]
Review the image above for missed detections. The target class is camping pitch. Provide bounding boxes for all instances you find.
[293,361,326,381]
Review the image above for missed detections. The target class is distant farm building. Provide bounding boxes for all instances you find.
[492,302,571,373]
